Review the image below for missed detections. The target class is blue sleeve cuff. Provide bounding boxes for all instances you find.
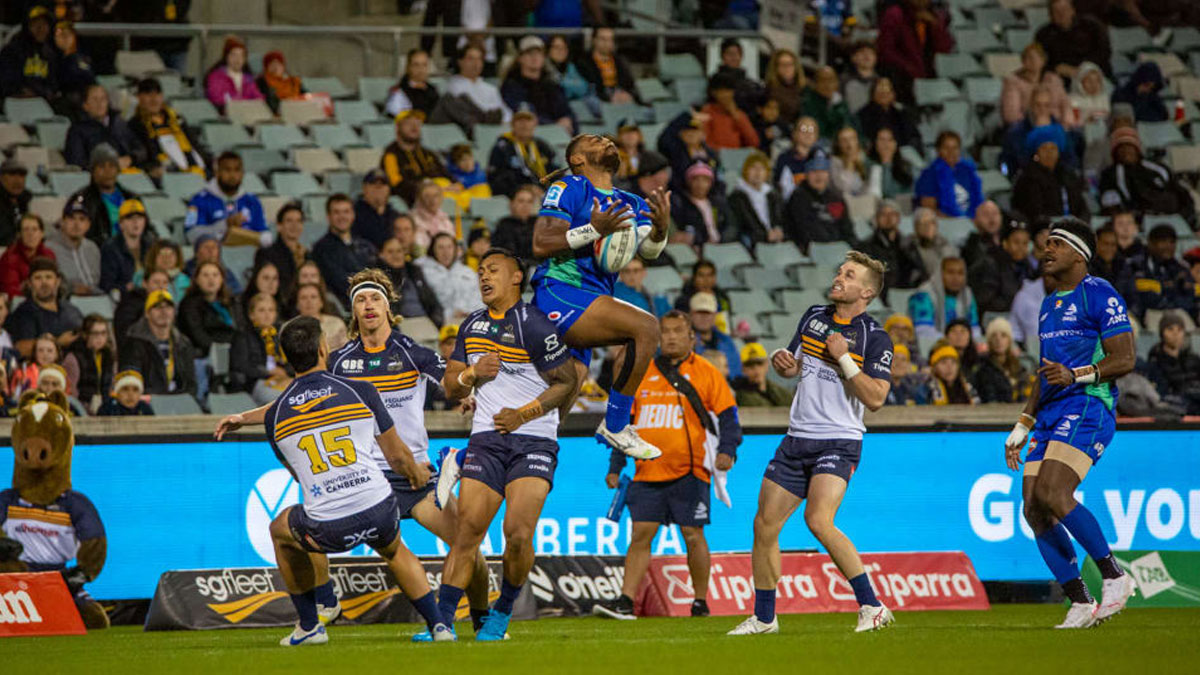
[539,208,572,222]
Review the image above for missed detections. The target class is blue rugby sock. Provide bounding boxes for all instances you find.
[1060,504,1114,564]
[754,589,776,623]
[313,580,337,607]
[289,589,319,631]
[605,390,634,432]
[492,579,523,615]
[1035,523,1080,585]
[411,591,442,632]
[437,584,465,626]
[848,573,881,607]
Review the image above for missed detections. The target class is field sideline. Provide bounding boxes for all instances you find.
[5,606,1199,674]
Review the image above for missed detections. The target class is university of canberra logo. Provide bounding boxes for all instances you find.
[245,469,302,563]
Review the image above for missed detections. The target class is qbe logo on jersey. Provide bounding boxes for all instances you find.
[245,469,302,563]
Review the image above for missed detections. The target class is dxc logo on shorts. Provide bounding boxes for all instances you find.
[343,527,379,548]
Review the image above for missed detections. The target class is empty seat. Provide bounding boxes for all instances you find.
[35,120,69,150]
[473,124,504,154]
[281,99,329,126]
[780,289,828,313]
[272,171,325,198]
[72,295,115,319]
[635,77,672,102]
[4,98,55,125]
[142,195,187,225]
[935,53,986,79]
[422,124,469,152]
[1167,144,1200,173]
[756,242,807,268]
[665,242,698,268]
[344,146,382,174]
[15,146,52,172]
[150,394,204,415]
[0,123,30,149]
[1138,52,1189,78]
[171,98,220,124]
[27,195,66,226]
[401,316,440,345]
[1109,26,1153,54]
[1138,121,1186,149]
[659,53,704,80]
[807,241,853,263]
[303,77,352,99]
[115,50,166,77]
[363,121,396,148]
[334,99,382,126]
[162,172,205,201]
[951,28,1003,52]
[310,123,363,150]
[358,76,395,105]
[738,266,795,291]
[240,172,268,194]
[885,288,916,312]
[795,265,836,290]
[671,78,707,106]
[225,99,274,126]
[535,124,572,148]
[965,77,1004,106]
[975,7,1021,31]
[914,79,963,107]
[652,101,690,125]
[222,245,257,283]
[1003,27,1034,53]
[49,171,90,195]
[702,242,753,268]
[117,172,157,194]
[207,392,257,416]
[978,170,1010,195]
[984,53,1021,80]
[240,147,289,175]
[643,266,684,295]
[600,102,649,127]
[258,123,310,150]
[202,123,255,152]
[469,196,511,224]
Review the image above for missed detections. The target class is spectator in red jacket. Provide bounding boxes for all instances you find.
[876,0,954,104]
[701,73,760,150]
[0,213,56,297]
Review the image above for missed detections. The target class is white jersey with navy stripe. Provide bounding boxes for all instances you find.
[451,301,572,439]
[328,329,446,466]
[265,371,395,520]
[785,305,894,440]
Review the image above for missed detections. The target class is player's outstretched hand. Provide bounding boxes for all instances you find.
[405,461,431,490]
[641,188,672,240]
[1004,441,1023,471]
[771,348,798,377]
[605,473,620,489]
[214,414,244,441]
[590,197,634,237]
[1038,358,1074,386]
[492,407,524,434]
[474,352,501,384]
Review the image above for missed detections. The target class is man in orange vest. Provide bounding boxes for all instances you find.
[593,310,742,619]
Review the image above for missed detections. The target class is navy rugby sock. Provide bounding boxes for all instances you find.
[606,390,634,432]
[314,580,337,607]
[754,589,776,623]
[848,573,881,607]
[1035,524,1080,585]
[289,589,319,631]
[1060,505,1118,574]
[411,591,443,632]
[437,584,465,626]
[492,579,523,615]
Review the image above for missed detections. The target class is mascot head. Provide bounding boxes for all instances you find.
[10,390,75,505]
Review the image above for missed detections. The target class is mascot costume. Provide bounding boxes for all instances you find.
[0,391,109,628]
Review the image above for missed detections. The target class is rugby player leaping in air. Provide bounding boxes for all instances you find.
[529,134,671,460]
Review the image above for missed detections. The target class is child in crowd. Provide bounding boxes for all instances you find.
[751,97,789,155]
[925,344,980,405]
[447,144,488,190]
[98,370,155,416]
[11,334,59,399]
[886,344,928,405]
[231,293,294,405]
[841,41,878,113]
[463,223,491,271]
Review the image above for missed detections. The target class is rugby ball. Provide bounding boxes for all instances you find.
[593,225,647,274]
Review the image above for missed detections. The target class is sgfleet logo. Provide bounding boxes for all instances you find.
[245,469,302,563]
[967,473,1200,548]
[289,386,335,409]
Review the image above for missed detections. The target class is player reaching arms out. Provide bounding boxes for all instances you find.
[728,252,895,636]
[529,133,671,460]
[436,247,579,641]
[1003,218,1136,629]
[245,316,452,646]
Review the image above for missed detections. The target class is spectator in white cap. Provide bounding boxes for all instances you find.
[500,36,576,134]
[97,369,154,416]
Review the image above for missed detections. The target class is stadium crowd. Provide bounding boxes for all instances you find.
[0,0,1199,419]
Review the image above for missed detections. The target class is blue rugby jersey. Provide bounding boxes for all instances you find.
[450,301,571,439]
[265,371,395,520]
[329,329,445,465]
[783,305,893,440]
[1036,275,1132,412]
[531,174,651,295]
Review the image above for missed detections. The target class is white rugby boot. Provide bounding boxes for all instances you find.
[435,447,462,508]
[855,604,895,632]
[726,615,779,635]
[1095,574,1136,623]
[596,421,662,459]
[1055,601,1098,629]
[279,622,328,646]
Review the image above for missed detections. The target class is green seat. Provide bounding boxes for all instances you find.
[659,53,704,81]
[653,101,690,126]
[271,171,325,198]
[935,53,986,80]
[207,392,258,416]
[635,77,672,102]
[535,124,572,148]
[258,123,310,151]
[643,266,683,295]
[363,121,395,149]
[1109,26,1153,54]
[48,171,89,196]
[965,78,1003,106]
[162,172,205,201]
[72,295,115,319]
[1138,121,1186,149]
[795,265,836,291]
[35,120,69,151]
[358,77,395,105]
[808,241,853,264]
[469,196,511,225]
[422,124,469,153]
[334,100,382,127]
[4,98,55,125]
[117,172,157,194]
[171,98,220,124]
[671,78,707,106]
[142,195,187,226]
[756,243,808,268]
[303,76,352,99]
[311,123,363,150]
[203,122,255,152]
[738,266,796,291]
[665,242,698,268]
[780,289,828,313]
[702,242,753,268]
[951,28,1002,53]
[914,79,963,107]
[1003,27,1034,53]
[240,147,289,175]
[150,394,203,415]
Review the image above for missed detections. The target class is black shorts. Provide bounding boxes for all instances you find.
[383,468,437,519]
[288,493,401,554]
[461,431,559,496]
[627,473,711,527]
[764,436,862,500]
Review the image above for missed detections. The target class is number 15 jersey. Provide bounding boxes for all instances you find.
[265,371,395,521]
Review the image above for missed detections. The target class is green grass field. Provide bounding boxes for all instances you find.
[6,606,1200,674]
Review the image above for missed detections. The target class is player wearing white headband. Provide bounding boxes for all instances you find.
[1002,217,1138,629]
[216,269,493,637]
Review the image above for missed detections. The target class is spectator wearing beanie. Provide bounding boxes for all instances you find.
[97,369,155,416]
[1011,128,1089,225]
[1100,126,1196,230]
[1143,313,1200,414]
[782,151,854,253]
[1130,225,1195,329]
[915,131,983,218]
[204,36,263,112]
[671,162,736,247]
[256,51,305,114]
[0,158,32,248]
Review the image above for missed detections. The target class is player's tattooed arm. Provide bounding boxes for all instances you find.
[213,403,272,440]
[493,361,579,434]
[531,200,634,258]
[378,427,431,488]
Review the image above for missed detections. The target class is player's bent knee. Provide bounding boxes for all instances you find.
[753,513,782,542]
[803,511,835,538]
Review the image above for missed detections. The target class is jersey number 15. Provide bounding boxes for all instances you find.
[297,426,358,475]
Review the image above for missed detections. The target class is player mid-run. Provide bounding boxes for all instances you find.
[530,133,671,460]
[1004,218,1136,629]
[728,252,896,636]
[254,316,452,646]
[436,247,579,641]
